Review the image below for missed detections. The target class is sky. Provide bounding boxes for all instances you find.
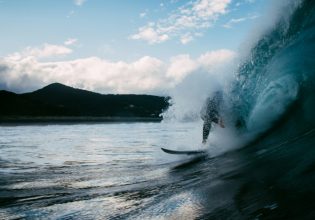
[0,0,269,94]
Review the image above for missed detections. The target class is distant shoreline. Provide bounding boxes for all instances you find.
[0,83,170,124]
[0,116,162,125]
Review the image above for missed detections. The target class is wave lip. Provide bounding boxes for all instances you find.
[231,0,315,140]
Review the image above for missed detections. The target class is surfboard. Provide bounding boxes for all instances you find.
[161,147,207,155]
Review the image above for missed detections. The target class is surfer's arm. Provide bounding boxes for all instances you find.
[212,115,225,128]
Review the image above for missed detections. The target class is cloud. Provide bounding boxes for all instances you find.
[165,49,236,84]
[6,44,72,61]
[0,55,167,94]
[64,38,78,46]
[180,33,194,44]
[223,14,259,28]
[0,46,236,94]
[139,12,147,18]
[130,26,169,44]
[166,54,198,84]
[198,49,236,68]
[74,0,86,6]
[131,0,231,44]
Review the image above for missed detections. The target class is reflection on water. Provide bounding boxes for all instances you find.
[2,123,314,219]
[0,122,208,219]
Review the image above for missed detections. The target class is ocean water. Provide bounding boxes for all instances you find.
[0,122,212,219]
[1,122,314,219]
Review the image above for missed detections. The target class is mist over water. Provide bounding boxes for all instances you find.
[163,0,311,153]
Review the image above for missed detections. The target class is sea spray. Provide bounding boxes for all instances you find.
[162,51,236,122]
[162,0,311,154]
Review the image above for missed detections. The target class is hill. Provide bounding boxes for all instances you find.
[0,83,170,122]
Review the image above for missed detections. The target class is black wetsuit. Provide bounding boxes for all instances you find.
[201,91,223,143]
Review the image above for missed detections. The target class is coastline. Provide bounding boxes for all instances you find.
[0,116,163,125]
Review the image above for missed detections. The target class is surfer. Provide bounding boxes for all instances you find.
[201,91,225,144]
